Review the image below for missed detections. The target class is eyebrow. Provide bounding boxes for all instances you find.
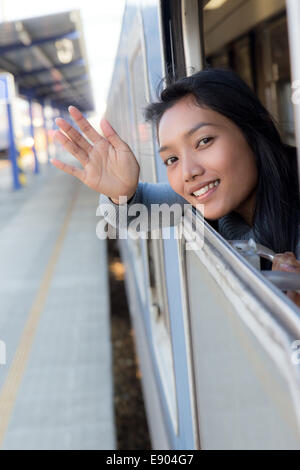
[158,122,217,153]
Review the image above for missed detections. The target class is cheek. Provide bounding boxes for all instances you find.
[167,169,184,195]
[229,153,257,189]
[216,139,257,185]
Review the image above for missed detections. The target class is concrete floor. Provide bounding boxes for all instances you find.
[0,160,116,449]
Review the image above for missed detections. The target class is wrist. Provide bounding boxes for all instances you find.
[110,191,136,205]
[110,196,121,205]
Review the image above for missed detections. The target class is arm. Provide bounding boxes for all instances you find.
[98,181,188,230]
[50,106,188,232]
[51,106,140,203]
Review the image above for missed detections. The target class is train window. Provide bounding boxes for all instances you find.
[160,0,186,81]
[232,35,254,90]
[130,47,145,170]
[277,81,295,145]
[255,16,295,145]
[129,45,157,184]
[108,80,131,148]
[145,237,171,335]
[208,48,230,69]
[269,17,290,81]
[107,92,120,135]
[205,10,295,146]
[119,79,132,148]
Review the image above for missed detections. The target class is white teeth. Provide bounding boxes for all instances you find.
[193,179,220,197]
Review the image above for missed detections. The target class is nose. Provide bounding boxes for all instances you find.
[182,152,205,182]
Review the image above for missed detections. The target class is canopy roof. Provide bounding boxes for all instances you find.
[0,10,94,112]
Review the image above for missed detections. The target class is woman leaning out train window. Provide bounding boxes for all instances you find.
[51,68,300,307]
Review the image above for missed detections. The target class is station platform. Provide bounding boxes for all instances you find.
[0,160,116,450]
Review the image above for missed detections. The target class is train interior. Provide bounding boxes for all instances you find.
[204,0,294,146]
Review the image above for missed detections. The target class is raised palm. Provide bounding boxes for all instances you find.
[52,106,140,202]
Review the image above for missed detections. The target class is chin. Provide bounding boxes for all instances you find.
[195,206,226,221]
[205,215,220,221]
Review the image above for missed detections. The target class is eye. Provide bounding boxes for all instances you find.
[196,136,214,148]
[164,156,178,167]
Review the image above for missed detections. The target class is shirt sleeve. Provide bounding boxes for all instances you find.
[97,181,188,231]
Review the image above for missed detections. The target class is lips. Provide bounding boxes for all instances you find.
[192,181,220,202]
[189,179,220,196]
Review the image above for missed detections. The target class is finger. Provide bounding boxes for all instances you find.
[50,157,85,182]
[272,254,285,270]
[54,130,89,166]
[279,264,298,271]
[287,290,297,300]
[100,118,128,150]
[275,252,296,259]
[277,254,298,265]
[272,255,300,272]
[273,253,297,266]
[273,259,296,270]
[68,106,103,144]
[55,117,93,153]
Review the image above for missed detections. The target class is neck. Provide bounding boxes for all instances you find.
[234,190,256,227]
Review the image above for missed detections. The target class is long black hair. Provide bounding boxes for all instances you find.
[144,67,300,259]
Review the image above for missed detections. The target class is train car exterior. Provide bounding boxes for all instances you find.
[104,0,300,449]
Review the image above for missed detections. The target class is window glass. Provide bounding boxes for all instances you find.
[206,14,295,145]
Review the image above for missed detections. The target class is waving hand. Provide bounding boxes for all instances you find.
[51,106,140,203]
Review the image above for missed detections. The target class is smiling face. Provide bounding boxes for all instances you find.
[158,94,258,224]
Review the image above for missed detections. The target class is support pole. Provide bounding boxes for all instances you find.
[6,101,21,190]
[41,99,50,164]
[28,98,39,174]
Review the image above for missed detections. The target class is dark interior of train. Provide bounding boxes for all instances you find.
[161,2,294,146]
[206,13,294,146]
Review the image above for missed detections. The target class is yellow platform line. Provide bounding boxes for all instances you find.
[0,182,80,447]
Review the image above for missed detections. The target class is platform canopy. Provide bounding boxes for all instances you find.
[0,10,94,112]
